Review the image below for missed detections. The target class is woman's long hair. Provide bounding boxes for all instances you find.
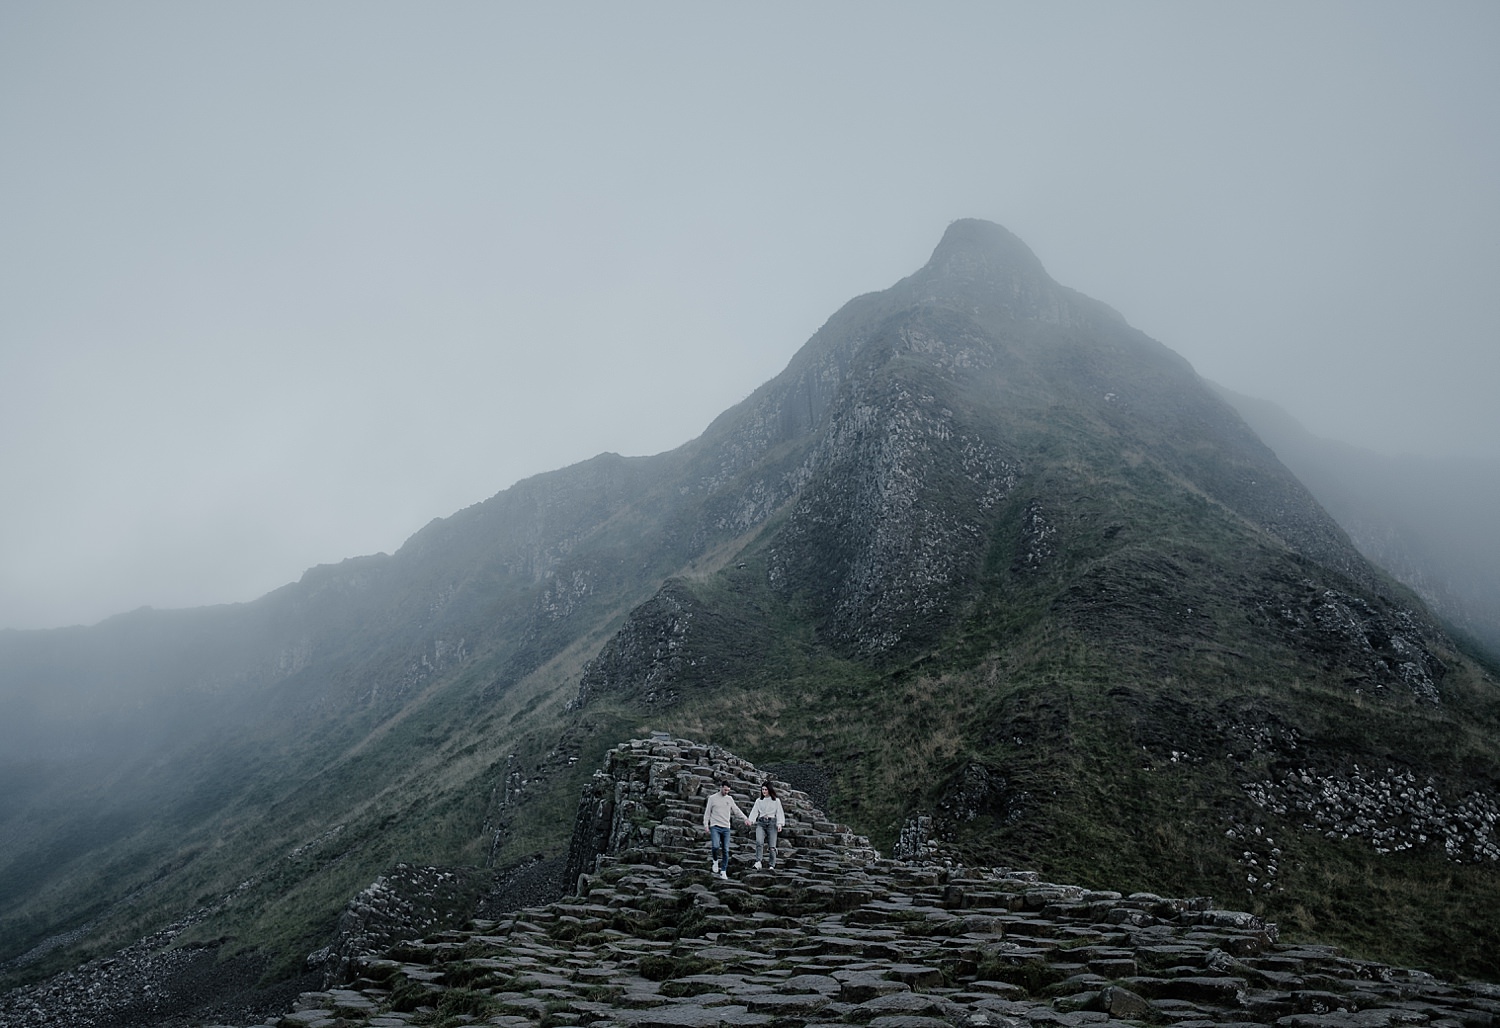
[761,781,778,800]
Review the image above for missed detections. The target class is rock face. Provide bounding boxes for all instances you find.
[15,736,1489,1028]
[310,858,570,987]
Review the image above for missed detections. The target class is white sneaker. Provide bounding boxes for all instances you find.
[753,860,762,870]
[711,859,719,873]
[718,870,728,880]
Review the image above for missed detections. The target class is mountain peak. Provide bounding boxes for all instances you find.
[922,218,1050,288]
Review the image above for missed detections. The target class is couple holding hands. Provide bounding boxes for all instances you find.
[702,780,785,879]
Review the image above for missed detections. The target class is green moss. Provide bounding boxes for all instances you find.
[636,954,724,981]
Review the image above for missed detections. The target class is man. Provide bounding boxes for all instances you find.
[702,781,749,879]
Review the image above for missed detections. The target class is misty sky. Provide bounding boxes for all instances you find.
[3,2,1498,632]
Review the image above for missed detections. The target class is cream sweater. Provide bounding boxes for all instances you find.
[747,796,785,829]
[703,792,748,830]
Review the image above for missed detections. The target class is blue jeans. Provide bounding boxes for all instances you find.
[755,819,778,865]
[709,825,731,871]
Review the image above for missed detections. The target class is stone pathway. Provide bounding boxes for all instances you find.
[212,737,1500,1028]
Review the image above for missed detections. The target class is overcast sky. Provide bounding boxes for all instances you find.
[2,2,1497,631]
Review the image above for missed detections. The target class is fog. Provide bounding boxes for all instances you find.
[2,2,1497,631]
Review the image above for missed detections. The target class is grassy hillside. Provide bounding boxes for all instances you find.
[564,568,1500,979]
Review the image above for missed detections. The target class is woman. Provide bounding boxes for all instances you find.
[746,781,786,870]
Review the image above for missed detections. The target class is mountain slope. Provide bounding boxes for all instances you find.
[2,221,1497,1012]
[1216,384,1500,660]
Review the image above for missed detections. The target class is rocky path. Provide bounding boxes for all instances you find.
[244,736,1498,1028]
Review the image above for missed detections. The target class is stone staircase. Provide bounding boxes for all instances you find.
[241,736,1499,1028]
[563,734,881,886]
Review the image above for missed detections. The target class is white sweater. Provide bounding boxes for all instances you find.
[747,796,785,829]
[703,792,748,830]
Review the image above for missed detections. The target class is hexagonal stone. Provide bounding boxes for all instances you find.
[837,971,912,1002]
[745,992,833,1014]
[780,973,842,994]
[1099,984,1154,1019]
[277,1012,336,1028]
[612,1004,772,1027]
[847,991,953,1023]
[884,964,945,989]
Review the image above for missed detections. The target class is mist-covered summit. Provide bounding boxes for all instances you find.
[2,221,1498,1022]
[908,217,1106,320]
[920,217,1051,288]
[666,220,1384,666]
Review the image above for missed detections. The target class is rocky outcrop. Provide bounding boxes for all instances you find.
[571,590,698,709]
[42,735,1483,1028]
[1242,764,1500,863]
[0,918,317,1028]
[564,734,880,888]
[766,370,1020,656]
[309,857,569,988]
[1277,588,1444,702]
